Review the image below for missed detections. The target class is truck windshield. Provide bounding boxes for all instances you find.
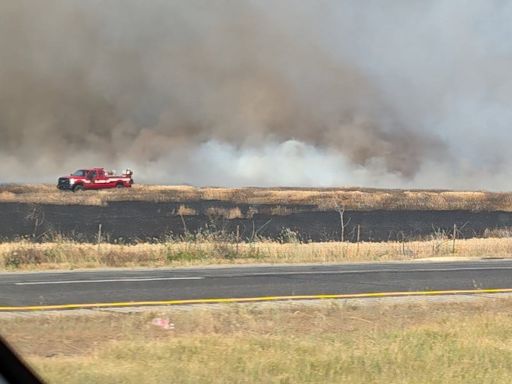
[71,170,86,176]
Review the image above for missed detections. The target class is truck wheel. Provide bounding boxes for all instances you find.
[116,183,124,189]
[73,185,85,192]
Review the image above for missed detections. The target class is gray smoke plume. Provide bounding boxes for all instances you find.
[0,1,510,189]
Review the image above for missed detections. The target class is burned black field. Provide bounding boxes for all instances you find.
[2,200,512,243]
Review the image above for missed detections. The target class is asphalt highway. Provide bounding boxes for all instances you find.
[2,260,512,310]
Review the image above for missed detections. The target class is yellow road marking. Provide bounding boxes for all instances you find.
[2,288,512,311]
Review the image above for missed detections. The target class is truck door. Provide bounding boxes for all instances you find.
[97,169,112,188]
[87,170,99,189]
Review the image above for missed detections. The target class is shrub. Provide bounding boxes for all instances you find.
[4,248,44,268]
[165,247,208,262]
[277,228,301,244]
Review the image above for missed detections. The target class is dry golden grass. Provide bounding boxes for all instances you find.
[3,299,512,383]
[2,183,512,211]
[205,206,244,219]
[1,237,511,270]
[175,204,197,216]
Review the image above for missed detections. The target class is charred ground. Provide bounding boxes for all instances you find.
[2,185,512,242]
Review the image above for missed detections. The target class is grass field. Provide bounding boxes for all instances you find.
[3,298,512,383]
[2,183,512,211]
[1,236,512,270]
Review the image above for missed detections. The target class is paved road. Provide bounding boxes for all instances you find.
[1,260,512,309]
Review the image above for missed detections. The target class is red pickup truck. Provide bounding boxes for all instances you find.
[57,168,134,192]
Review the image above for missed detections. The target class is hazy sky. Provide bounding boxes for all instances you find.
[1,0,511,189]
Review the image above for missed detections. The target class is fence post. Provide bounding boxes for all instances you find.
[340,209,345,242]
[452,224,457,254]
[97,224,102,253]
[236,225,240,256]
[356,224,361,256]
